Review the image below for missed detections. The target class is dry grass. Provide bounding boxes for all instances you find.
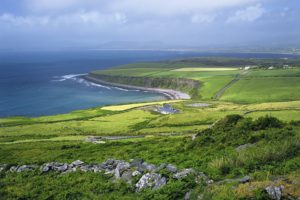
[235,175,300,198]
[101,100,184,111]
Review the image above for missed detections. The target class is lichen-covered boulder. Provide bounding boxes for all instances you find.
[10,166,18,172]
[102,159,118,170]
[121,170,133,184]
[173,168,196,179]
[132,170,142,177]
[265,185,284,200]
[71,160,84,167]
[40,163,53,172]
[166,164,177,173]
[136,173,166,192]
[55,163,69,172]
[140,162,157,172]
[17,165,38,172]
[239,176,251,184]
[130,158,144,168]
[80,164,101,172]
[114,161,130,178]
[0,164,7,172]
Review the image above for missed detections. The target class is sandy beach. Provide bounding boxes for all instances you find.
[82,75,191,100]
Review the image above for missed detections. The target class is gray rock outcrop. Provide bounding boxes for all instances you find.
[173,168,195,179]
[265,185,284,200]
[166,164,177,173]
[136,173,167,192]
[1,158,210,194]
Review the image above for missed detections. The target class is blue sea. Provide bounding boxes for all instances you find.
[0,50,299,117]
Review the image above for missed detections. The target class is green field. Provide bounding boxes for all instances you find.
[93,59,300,103]
[1,57,300,199]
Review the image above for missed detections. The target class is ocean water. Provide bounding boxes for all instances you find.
[0,50,299,117]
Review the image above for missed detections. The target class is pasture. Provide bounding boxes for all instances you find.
[1,57,300,199]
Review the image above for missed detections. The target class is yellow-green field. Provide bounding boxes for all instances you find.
[101,100,184,111]
[172,67,239,71]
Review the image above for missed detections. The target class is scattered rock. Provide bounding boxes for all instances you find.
[121,170,133,184]
[132,170,142,177]
[85,136,103,143]
[166,164,177,173]
[63,167,77,174]
[79,164,101,173]
[10,166,18,172]
[195,172,210,183]
[0,164,7,172]
[115,161,130,178]
[153,176,167,189]
[40,163,53,173]
[265,185,284,200]
[141,162,157,172]
[191,134,197,140]
[1,159,211,194]
[235,144,253,152]
[104,169,114,175]
[173,169,195,179]
[184,191,191,200]
[130,158,144,168]
[136,173,166,192]
[103,159,118,170]
[55,163,69,172]
[71,160,84,167]
[92,165,102,173]
[17,165,38,172]
[239,176,251,184]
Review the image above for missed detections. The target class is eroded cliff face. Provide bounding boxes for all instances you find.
[88,73,201,98]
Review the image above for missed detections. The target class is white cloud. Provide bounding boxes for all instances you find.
[0,13,50,26]
[24,0,260,15]
[226,4,265,23]
[114,12,127,23]
[25,0,84,12]
[110,0,259,16]
[191,14,216,23]
[280,7,289,17]
[0,11,127,27]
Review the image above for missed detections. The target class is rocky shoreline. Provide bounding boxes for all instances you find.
[82,75,191,100]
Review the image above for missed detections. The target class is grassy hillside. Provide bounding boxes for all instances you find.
[93,58,300,102]
[88,73,200,98]
[1,115,299,199]
[1,100,299,144]
[1,57,300,199]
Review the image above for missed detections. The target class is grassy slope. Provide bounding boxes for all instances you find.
[1,101,299,144]
[93,60,300,103]
[219,68,300,103]
[1,57,300,199]
[0,116,299,199]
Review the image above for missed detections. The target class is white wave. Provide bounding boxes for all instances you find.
[89,82,111,90]
[61,73,87,80]
[52,78,67,82]
[113,87,129,91]
[52,73,87,82]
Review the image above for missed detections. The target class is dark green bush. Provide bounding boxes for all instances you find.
[253,116,284,130]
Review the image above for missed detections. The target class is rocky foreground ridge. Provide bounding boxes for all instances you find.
[0,159,293,199]
[0,159,211,193]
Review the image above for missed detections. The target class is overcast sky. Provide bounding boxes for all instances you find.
[0,0,299,50]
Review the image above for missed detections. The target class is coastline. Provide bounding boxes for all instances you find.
[82,75,191,100]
